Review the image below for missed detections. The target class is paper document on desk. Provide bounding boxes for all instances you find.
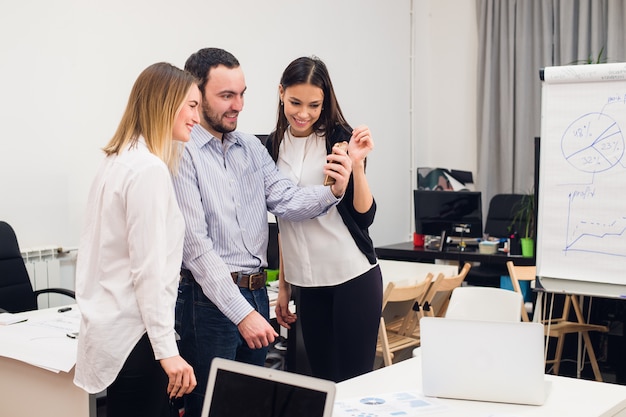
[334,390,449,416]
[0,308,79,372]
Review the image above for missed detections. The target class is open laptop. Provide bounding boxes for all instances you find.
[201,357,336,417]
[419,316,550,405]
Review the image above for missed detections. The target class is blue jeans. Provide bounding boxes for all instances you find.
[175,275,269,417]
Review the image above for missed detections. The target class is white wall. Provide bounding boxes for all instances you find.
[413,0,478,174]
[0,0,477,249]
[410,0,478,233]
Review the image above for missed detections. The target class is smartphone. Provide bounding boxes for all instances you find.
[323,141,348,186]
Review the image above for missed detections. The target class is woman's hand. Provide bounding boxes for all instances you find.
[160,355,197,399]
[326,146,352,197]
[348,125,374,164]
[275,282,297,329]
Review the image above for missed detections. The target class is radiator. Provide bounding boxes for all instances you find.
[21,246,63,309]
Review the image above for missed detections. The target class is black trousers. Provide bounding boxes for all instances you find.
[298,264,383,382]
[106,333,171,417]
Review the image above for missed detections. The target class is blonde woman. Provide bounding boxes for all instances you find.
[74,62,200,417]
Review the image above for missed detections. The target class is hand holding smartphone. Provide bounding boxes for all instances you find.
[323,141,348,186]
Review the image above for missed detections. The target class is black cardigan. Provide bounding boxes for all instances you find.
[266,126,377,264]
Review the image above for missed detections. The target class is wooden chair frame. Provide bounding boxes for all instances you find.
[387,272,445,339]
[425,262,472,318]
[376,278,432,367]
[506,261,609,382]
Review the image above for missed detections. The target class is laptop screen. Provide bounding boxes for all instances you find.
[202,358,335,417]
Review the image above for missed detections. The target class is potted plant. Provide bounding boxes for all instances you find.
[510,193,536,257]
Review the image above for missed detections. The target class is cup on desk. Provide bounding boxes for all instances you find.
[413,233,425,247]
[478,240,498,254]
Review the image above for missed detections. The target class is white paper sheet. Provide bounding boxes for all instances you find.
[0,306,79,372]
[334,391,449,416]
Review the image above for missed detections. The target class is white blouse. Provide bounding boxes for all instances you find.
[74,139,184,393]
[276,131,371,287]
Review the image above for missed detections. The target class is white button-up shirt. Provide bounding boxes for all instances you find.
[276,132,371,286]
[74,139,184,393]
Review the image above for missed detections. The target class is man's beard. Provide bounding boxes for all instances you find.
[202,103,236,134]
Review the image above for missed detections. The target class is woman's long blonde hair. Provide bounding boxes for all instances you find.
[103,62,197,173]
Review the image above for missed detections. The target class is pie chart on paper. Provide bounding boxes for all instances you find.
[561,112,624,174]
[359,397,386,405]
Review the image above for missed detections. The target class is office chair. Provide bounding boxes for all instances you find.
[484,194,527,239]
[506,261,609,382]
[444,286,523,322]
[0,221,75,313]
[412,285,522,359]
[465,194,526,287]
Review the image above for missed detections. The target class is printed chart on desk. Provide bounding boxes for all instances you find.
[334,391,448,416]
[537,62,626,286]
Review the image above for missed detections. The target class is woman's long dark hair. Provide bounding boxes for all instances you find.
[271,56,351,159]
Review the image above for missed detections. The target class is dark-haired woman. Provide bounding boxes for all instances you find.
[267,56,383,382]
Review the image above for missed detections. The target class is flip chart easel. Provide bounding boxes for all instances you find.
[537,62,626,298]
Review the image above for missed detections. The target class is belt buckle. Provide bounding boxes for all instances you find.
[234,271,264,290]
[248,272,262,290]
[250,272,266,290]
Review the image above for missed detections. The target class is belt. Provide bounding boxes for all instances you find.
[180,269,266,291]
[231,271,266,291]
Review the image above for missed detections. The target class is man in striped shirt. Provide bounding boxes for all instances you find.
[171,48,352,417]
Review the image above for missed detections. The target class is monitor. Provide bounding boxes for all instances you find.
[413,190,483,239]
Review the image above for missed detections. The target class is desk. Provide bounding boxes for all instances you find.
[378,259,458,286]
[0,305,94,417]
[335,356,626,416]
[376,241,535,266]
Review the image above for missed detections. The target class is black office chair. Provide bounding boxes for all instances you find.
[0,221,75,313]
[483,194,526,239]
[464,194,525,287]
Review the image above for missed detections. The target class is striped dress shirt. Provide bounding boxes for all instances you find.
[172,125,339,324]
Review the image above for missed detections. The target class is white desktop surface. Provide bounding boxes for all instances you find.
[0,305,94,417]
[335,356,626,417]
[378,259,458,286]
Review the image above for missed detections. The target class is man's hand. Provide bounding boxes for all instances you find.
[159,355,197,399]
[275,284,297,329]
[326,145,352,197]
[237,310,278,349]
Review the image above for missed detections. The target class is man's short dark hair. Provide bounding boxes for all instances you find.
[184,48,240,93]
